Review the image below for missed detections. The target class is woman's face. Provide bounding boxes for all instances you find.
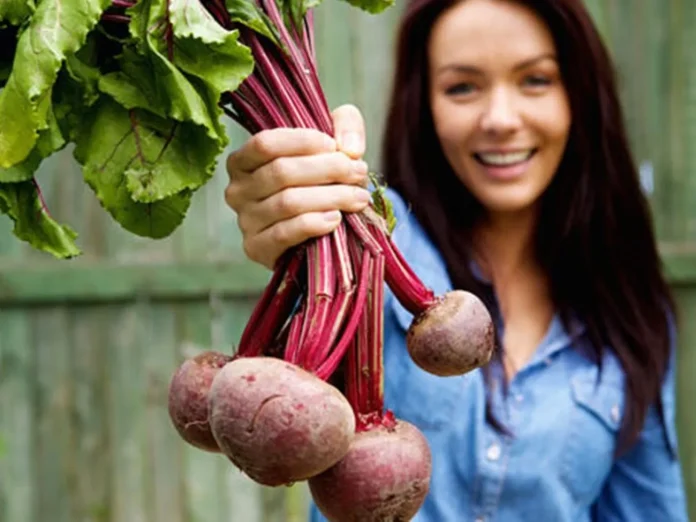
[428,0,571,217]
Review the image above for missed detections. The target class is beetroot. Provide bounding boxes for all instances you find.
[374,228,495,377]
[208,356,356,486]
[406,290,494,376]
[167,350,232,452]
[309,419,432,522]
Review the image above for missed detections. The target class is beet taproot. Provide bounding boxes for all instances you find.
[208,356,356,486]
[309,420,432,522]
[168,350,233,452]
[406,290,494,376]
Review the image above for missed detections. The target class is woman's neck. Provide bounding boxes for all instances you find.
[473,207,540,285]
[473,206,555,379]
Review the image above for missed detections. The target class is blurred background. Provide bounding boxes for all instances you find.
[1,1,695,521]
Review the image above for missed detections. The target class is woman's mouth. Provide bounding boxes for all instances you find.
[472,149,537,180]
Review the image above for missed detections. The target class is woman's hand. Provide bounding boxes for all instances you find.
[225,104,371,269]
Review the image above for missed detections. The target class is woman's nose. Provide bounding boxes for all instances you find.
[479,87,522,136]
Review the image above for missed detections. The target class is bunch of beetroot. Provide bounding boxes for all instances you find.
[166,1,495,520]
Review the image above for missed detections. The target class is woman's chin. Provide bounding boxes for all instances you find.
[471,185,542,216]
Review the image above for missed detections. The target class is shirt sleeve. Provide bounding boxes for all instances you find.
[593,320,689,522]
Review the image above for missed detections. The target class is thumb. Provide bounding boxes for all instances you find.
[331,104,366,160]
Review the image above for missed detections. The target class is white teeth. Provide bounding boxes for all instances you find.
[477,150,533,166]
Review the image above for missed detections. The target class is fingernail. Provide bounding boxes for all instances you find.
[323,210,341,222]
[340,132,363,155]
[355,188,371,203]
[323,134,337,151]
[352,160,368,175]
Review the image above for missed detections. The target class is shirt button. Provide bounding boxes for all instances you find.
[486,443,502,461]
[610,404,620,423]
[514,393,524,403]
[475,518,486,522]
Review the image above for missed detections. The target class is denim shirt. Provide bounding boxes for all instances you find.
[309,189,688,522]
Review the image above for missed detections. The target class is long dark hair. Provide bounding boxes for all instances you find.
[381,0,677,454]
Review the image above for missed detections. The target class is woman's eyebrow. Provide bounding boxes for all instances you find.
[435,52,558,76]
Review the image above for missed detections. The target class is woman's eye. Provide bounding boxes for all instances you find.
[445,83,476,96]
[523,75,552,87]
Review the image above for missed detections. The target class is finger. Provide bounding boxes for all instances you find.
[239,184,372,236]
[244,211,343,269]
[226,127,337,177]
[239,151,369,203]
[331,104,366,159]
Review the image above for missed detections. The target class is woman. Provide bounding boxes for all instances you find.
[224,0,689,520]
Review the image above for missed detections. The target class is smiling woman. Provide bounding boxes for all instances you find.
[428,0,571,217]
[224,0,689,520]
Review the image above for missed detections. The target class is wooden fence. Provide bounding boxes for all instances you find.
[1,1,695,521]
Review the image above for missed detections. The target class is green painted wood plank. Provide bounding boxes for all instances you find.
[666,0,687,243]
[70,306,112,521]
[261,487,287,522]
[662,250,696,287]
[315,2,359,117]
[0,260,271,304]
[286,483,311,522]
[143,305,186,522]
[674,287,696,522]
[31,308,75,522]
[680,0,696,243]
[175,188,212,263]
[210,122,255,259]
[0,213,22,260]
[582,0,610,40]
[0,254,692,305]
[346,2,403,170]
[107,302,148,522]
[0,310,34,522]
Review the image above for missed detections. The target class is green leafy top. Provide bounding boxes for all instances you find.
[368,172,396,234]
[337,0,392,14]
[0,0,393,258]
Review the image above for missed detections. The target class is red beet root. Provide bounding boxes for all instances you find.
[309,420,432,522]
[168,350,233,452]
[208,356,356,487]
[407,290,495,376]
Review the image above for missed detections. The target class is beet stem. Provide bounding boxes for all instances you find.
[100,13,130,23]
[370,254,386,414]
[344,213,383,256]
[248,36,311,127]
[308,226,355,367]
[196,0,441,394]
[237,250,303,357]
[297,236,335,370]
[370,223,436,315]
[314,248,371,380]
[284,305,305,364]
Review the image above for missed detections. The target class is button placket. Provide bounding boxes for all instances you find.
[478,434,509,520]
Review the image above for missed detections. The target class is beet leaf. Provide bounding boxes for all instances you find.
[0,0,394,258]
[0,0,35,26]
[0,180,80,258]
[0,0,111,169]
